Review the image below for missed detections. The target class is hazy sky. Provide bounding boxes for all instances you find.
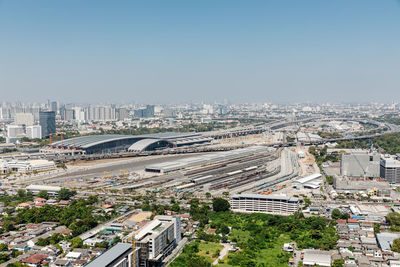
[1,0,400,103]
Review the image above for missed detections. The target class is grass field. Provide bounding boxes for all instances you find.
[198,241,224,263]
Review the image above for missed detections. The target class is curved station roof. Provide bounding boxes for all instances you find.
[49,132,211,154]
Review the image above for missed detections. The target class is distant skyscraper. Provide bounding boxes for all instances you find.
[50,101,58,114]
[39,111,56,137]
[134,105,155,118]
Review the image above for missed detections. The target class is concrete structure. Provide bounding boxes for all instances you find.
[230,194,299,215]
[380,156,400,184]
[135,215,181,267]
[39,111,56,137]
[14,113,34,126]
[26,125,42,139]
[340,152,380,177]
[25,185,61,196]
[86,242,137,267]
[292,173,322,189]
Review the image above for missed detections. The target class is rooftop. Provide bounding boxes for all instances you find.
[231,193,299,202]
[86,243,132,267]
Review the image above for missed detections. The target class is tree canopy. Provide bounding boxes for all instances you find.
[212,198,230,212]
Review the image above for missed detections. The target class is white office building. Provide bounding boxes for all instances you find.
[7,125,25,138]
[135,215,181,266]
[14,113,34,126]
[230,194,299,215]
[26,125,42,139]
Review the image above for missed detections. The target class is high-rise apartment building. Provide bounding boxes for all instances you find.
[26,125,42,139]
[135,215,181,267]
[380,156,400,184]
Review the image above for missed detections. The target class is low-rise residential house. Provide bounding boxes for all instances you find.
[83,238,104,247]
[21,253,49,267]
[65,251,81,260]
[52,259,71,267]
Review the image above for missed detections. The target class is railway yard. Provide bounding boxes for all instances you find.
[2,116,394,200]
[5,145,306,199]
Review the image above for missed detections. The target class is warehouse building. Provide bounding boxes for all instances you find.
[230,194,299,215]
[1,159,55,173]
[25,185,61,197]
[292,173,322,189]
[86,242,138,267]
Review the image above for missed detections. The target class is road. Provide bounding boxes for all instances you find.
[213,243,231,265]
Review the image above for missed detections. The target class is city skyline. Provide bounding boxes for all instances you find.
[1,0,400,103]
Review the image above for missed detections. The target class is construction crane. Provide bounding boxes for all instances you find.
[128,234,136,267]
[119,169,128,178]
[103,171,112,179]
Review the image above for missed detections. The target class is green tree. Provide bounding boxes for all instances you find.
[71,237,83,250]
[56,163,67,169]
[38,190,49,200]
[0,253,10,264]
[212,198,230,212]
[17,189,26,199]
[11,250,23,258]
[219,225,230,235]
[87,195,98,204]
[205,192,211,199]
[0,244,7,251]
[374,223,381,234]
[332,259,344,267]
[393,239,400,252]
[58,188,77,201]
[36,238,50,246]
[326,175,334,185]
[171,203,180,213]
[331,209,342,220]
[6,262,28,267]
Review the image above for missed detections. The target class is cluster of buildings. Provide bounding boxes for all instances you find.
[6,111,56,142]
[336,218,400,266]
[340,151,400,185]
[86,215,182,267]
